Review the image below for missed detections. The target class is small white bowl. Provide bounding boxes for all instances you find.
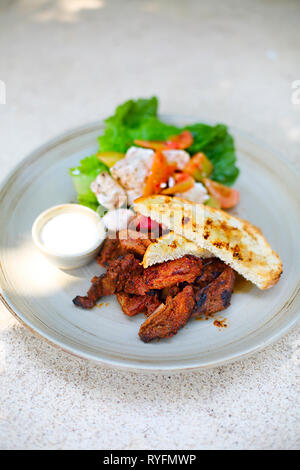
[32,204,106,269]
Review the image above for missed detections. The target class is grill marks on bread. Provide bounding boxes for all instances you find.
[134,195,283,289]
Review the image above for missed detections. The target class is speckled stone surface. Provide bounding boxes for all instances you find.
[0,0,299,450]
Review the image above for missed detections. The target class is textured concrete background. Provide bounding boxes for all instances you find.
[0,0,299,450]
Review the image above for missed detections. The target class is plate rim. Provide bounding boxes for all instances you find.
[0,118,299,372]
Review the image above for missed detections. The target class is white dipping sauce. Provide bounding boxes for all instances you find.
[40,213,100,255]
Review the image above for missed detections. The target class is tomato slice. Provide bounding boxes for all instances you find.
[134,215,161,233]
[162,172,195,195]
[143,151,176,196]
[134,130,193,151]
[202,178,240,209]
[166,130,193,149]
[184,152,213,180]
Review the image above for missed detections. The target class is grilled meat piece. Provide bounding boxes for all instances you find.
[195,258,228,287]
[97,238,124,267]
[160,285,182,301]
[118,229,154,257]
[116,292,161,317]
[192,265,235,318]
[125,255,203,295]
[139,285,195,342]
[73,254,142,309]
[97,230,156,267]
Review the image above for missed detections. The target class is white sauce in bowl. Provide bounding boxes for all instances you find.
[40,213,102,255]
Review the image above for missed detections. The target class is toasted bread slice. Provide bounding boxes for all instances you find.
[142,231,211,268]
[134,195,283,289]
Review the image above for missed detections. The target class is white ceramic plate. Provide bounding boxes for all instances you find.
[0,117,299,371]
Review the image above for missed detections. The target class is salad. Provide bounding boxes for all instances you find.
[69,96,240,228]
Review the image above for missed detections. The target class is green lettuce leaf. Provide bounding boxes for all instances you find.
[105,96,158,128]
[77,195,99,212]
[128,117,179,142]
[185,124,239,185]
[98,97,159,152]
[69,155,109,211]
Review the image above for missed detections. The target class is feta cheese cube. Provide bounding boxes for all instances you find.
[162,150,190,170]
[176,182,209,203]
[91,172,127,210]
[102,209,135,232]
[111,146,154,191]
